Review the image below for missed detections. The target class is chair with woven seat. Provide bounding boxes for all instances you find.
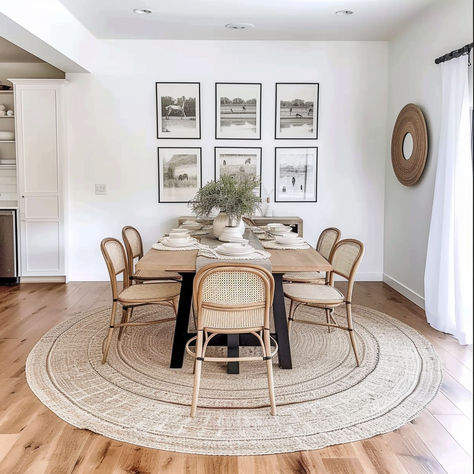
[185,263,278,417]
[100,237,181,364]
[122,226,182,283]
[284,239,364,366]
[283,227,341,284]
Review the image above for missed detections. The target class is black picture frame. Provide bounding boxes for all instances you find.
[214,146,263,197]
[157,147,202,203]
[215,82,262,140]
[274,82,319,140]
[274,147,318,202]
[156,82,201,139]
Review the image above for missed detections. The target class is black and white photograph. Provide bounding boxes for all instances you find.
[275,83,319,139]
[156,82,201,139]
[274,147,318,202]
[158,147,202,202]
[215,147,262,196]
[216,83,261,139]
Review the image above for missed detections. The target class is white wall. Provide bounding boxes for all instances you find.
[0,62,64,84]
[65,40,388,281]
[383,0,473,307]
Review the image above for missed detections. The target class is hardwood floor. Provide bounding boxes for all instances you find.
[0,282,472,474]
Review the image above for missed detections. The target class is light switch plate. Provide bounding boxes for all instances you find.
[95,184,107,195]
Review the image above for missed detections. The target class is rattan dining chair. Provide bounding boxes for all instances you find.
[100,237,181,364]
[185,263,278,417]
[122,226,182,283]
[284,239,364,366]
[283,227,341,284]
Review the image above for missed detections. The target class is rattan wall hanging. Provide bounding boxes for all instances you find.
[391,104,428,186]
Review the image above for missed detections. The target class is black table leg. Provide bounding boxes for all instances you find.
[273,273,292,369]
[227,334,240,374]
[170,272,194,368]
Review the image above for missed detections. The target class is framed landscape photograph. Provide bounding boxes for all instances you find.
[274,147,318,202]
[275,83,319,139]
[215,83,261,139]
[214,147,262,196]
[156,82,201,139]
[157,147,202,203]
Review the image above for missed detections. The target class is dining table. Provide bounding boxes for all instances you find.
[136,228,332,373]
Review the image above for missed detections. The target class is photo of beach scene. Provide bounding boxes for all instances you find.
[215,147,262,196]
[156,83,200,138]
[275,147,318,202]
[276,83,319,139]
[216,83,261,139]
[158,147,202,202]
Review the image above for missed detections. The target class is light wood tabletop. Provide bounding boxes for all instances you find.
[136,246,332,274]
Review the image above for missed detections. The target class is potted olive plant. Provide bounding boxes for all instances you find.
[189,175,261,239]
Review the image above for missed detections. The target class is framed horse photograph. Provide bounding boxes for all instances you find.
[156,82,201,139]
[214,147,262,196]
[157,147,202,202]
[274,147,318,202]
[275,83,319,139]
[215,83,262,140]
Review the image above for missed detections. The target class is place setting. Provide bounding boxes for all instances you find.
[198,241,271,260]
[153,229,201,250]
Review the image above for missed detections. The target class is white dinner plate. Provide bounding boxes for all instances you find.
[215,244,255,256]
[161,237,196,248]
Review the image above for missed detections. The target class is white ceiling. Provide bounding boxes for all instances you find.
[0,36,43,62]
[58,0,437,41]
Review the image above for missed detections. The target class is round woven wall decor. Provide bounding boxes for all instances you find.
[391,104,428,186]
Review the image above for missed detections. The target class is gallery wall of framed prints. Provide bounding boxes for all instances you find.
[155,81,320,204]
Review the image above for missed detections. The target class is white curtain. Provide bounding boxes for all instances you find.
[425,55,473,345]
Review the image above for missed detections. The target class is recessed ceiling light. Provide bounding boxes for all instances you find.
[225,23,255,30]
[133,8,152,15]
[335,10,354,16]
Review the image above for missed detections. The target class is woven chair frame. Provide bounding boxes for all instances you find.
[100,237,179,365]
[188,263,277,417]
[285,239,364,366]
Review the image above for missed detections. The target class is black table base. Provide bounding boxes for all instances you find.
[169,272,293,372]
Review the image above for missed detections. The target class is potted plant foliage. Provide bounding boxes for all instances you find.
[189,175,261,239]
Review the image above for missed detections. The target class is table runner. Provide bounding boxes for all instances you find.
[195,228,272,272]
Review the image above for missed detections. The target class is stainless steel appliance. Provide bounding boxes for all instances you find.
[0,210,18,283]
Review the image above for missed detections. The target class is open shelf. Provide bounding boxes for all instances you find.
[0,91,13,94]
[0,116,14,119]
[0,141,16,143]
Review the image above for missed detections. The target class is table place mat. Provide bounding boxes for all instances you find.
[261,240,311,250]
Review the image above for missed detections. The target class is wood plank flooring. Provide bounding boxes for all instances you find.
[0,282,472,474]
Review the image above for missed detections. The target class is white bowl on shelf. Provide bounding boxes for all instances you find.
[0,131,15,140]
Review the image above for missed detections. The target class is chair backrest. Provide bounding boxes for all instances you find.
[329,239,364,300]
[101,237,130,299]
[193,263,275,331]
[122,226,144,275]
[316,227,341,260]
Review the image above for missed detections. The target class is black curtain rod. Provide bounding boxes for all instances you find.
[435,42,473,64]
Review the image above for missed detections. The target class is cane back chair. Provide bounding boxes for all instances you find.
[283,227,341,284]
[100,237,181,364]
[122,226,182,283]
[185,263,278,417]
[284,239,364,366]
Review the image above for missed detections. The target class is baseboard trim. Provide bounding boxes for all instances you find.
[383,273,424,308]
[20,276,66,283]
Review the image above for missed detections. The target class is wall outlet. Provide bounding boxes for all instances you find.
[95,184,107,195]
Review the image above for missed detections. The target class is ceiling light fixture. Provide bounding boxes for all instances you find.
[335,10,354,16]
[225,23,255,30]
[133,8,152,15]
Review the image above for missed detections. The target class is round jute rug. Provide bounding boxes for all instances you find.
[26,304,441,456]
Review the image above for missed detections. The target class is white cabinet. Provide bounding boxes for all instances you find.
[11,79,67,278]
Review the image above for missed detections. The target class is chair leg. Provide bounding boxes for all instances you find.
[346,303,360,367]
[325,308,331,333]
[263,329,277,416]
[102,301,117,364]
[118,306,132,340]
[288,299,296,333]
[191,331,204,417]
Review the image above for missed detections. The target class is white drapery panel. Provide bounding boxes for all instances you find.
[425,55,473,345]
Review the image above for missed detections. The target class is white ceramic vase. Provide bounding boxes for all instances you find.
[212,213,245,238]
